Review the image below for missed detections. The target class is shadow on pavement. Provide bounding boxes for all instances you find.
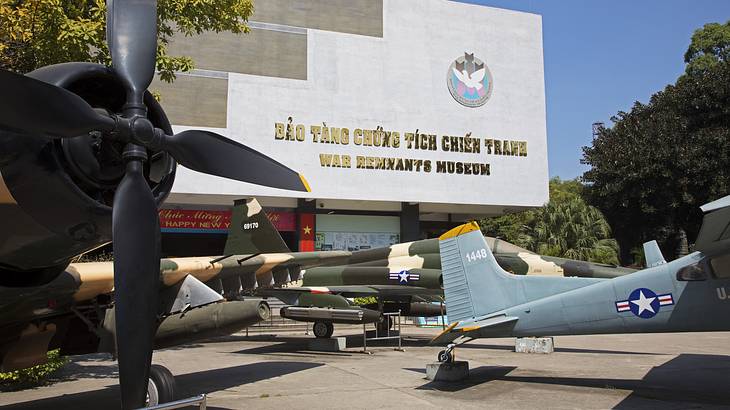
[0,361,323,410]
[231,340,353,357]
[410,353,730,406]
[50,362,119,381]
[229,333,425,355]
[458,342,662,356]
[408,365,517,392]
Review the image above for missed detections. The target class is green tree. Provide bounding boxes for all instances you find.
[0,0,253,81]
[684,20,730,75]
[480,178,620,265]
[523,197,619,265]
[582,22,730,262]
[548,176,583,203]
[478,211,535,249]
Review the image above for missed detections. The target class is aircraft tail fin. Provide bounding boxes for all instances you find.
[223,198,290,255]
[695,194,730,255]
[439,222,523,324]
[643,240,666,267]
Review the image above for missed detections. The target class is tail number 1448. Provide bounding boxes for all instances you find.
[466,249,488,262]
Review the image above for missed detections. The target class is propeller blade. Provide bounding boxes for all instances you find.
[107,0,158,106]
[160,130,312,192]
[0,69,115,137]
[112,154,161,409]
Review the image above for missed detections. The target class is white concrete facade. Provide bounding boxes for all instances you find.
[168,0,548,216]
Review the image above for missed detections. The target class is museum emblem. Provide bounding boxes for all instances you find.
[447,52,493,108]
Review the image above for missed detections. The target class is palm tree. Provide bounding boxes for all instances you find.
[523,198,619,265]
[480,178,621,266]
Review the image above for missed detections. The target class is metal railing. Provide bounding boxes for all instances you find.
[140,394,207,410]
[362,310,403,352]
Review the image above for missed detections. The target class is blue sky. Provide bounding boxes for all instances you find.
[458,0,730,179]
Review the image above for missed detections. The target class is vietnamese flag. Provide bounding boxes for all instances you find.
[298,213,315,251]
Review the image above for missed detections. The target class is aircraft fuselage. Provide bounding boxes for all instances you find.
[477,252,730,338]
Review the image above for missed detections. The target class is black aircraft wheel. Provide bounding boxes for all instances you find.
[438,350,454,363]
[313,321,334,338]
[146,364,176,406]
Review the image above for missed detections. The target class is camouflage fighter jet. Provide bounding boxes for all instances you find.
[259,230,635,339]
[0,198,359,404]
[430,195,730,363]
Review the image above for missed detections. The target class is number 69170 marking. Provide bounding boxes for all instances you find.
[465,248,488,262]
[242,222,259,230]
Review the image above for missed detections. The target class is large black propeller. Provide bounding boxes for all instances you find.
[0,70,309,194]
[107,0,158,109]
[111,157,160,408]
[0,70,115,137]
[0,0,310,407]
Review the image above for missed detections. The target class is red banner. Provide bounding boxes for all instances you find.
[159,209,229,232]
[266,211,296,231]
[159,209,295,232]
[298,213,315,251]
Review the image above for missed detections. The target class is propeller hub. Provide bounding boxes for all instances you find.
[129,116,157,147]
[122,101,148,117]
[122,143,148,161]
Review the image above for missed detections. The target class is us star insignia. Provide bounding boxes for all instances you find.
[388,270,421,284]
[615,288,674,319]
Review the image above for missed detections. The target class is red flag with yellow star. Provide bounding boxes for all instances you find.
[298,213,315,251]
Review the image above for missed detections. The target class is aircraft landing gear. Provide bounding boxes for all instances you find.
[146,364,176,406]
[313,321,334,338]
[437,343,456,363]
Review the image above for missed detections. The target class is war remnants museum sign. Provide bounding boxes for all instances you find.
[169,1,548,211]
[274,120,527,176]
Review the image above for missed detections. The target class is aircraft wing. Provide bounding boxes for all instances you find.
[233,250,353,278]
[257,284,442,299]
[430,314,519,345]
[63,195,356,304]
[45,250,423,311]
[60,249,353,305]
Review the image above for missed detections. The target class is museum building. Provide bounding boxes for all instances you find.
[155,0,549,255]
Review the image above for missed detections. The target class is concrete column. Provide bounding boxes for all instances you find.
[400,202,420,242]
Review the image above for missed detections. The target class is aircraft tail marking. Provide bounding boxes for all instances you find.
[439,222,523,324]
[223,198,290,255]
[439,222,605,327]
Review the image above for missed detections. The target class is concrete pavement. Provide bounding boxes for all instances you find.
[2,327,730,409]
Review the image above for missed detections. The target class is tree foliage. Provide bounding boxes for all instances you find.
[0,0,253,81]
[523,197,619,265]
[684,21,730,76]
[582,21,730,262]
[480,178,620,265]
[352,296,377,307]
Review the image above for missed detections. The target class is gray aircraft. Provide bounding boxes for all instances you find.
[431,195,730,363]
[259,234,634,339]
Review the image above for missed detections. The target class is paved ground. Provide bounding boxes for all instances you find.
[2,327,730,409]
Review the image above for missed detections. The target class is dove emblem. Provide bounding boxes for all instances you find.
[447,52,493,107]
[452,67,486,90]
